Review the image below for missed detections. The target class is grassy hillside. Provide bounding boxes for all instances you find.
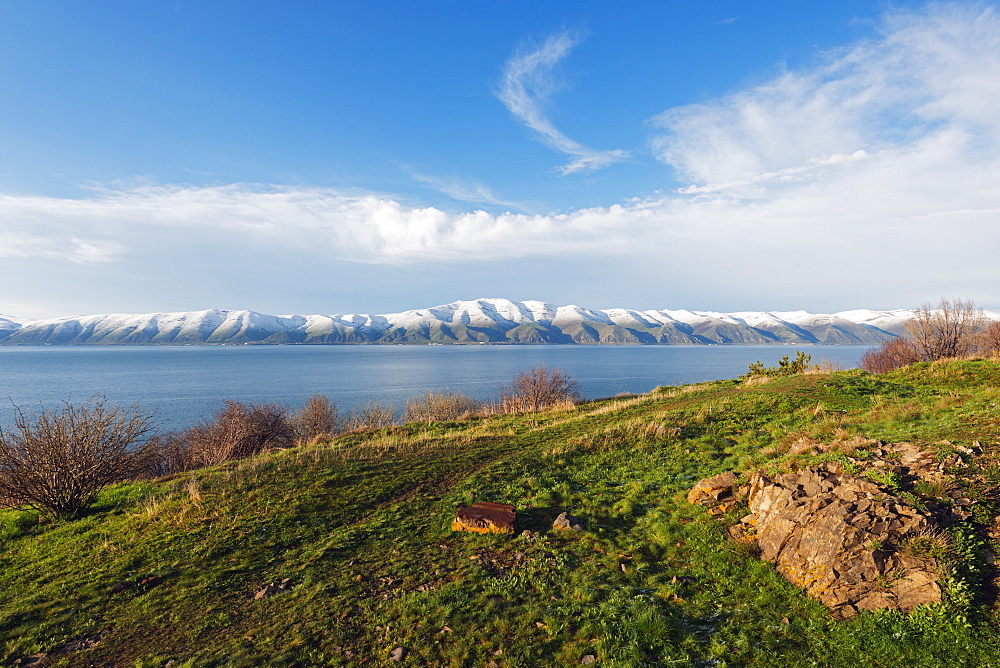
[3,360,1000,666]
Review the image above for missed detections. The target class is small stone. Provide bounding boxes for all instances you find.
[553,512,585,531]
[581,654,597,665]
[109,581,130,594]
[253,577,293,600]
[389,646,408,661]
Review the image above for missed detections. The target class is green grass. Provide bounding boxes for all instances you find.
[3,361,1000,666]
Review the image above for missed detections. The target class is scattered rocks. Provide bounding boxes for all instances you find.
[253,577,294,600]
[13,631,107,666]
[553,512,585,531]
[452,502,516,534]
[389,646,408,661]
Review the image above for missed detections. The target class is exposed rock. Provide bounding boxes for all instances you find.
[253,577,293,600]
[13,653,49,667]
[692,464,944,618]
[553,512,585,531]
[686,471,740,515]
[452,502,516,534]
[389,646,408,661]
[581,654,598,664]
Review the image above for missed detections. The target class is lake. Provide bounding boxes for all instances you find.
[0,344,871,431]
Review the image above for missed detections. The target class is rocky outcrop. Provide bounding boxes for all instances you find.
[688,441,973,618]
[735,466,941,618]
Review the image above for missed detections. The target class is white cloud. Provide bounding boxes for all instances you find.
[0,183,648,264]
[2,4,999,311]
[497,30,629,174]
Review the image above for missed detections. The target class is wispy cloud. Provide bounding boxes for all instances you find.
[407,171,524,210]
[497,30,628,174]
[650,4,1000,195]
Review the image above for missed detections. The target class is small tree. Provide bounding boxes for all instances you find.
[500,367,581,413]
[0,398,156,519]
[293,394,340,445]
[905,298,986,361]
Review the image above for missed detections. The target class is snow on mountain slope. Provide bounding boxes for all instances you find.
[0,315,31,332]
[7,299,987,346]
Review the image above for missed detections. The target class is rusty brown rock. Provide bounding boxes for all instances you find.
[686,471,738,510]
[452,502,516,534]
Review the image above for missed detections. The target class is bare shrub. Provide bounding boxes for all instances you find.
[137,431,194,477]
[499,367,581,414]
[403,390,480,423]
[0,398,156,519]
[184,400,294,468]
[975,320,1000,355]
[343,401,396,432]
[905,297,986,361]
[860,337,923,374]
[293,394,339,445]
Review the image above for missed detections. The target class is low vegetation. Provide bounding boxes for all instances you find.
[862,297,1000,373]
[2,354,1000,666]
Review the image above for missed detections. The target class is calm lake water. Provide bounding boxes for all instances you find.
[0,344,871,431]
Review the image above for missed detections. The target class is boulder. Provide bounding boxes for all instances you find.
[452,502,516,534]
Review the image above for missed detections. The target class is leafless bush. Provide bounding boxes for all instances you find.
[975,320,1000,355]
[0,398,156,519]
[403,390,480,423]
[184,400,294,468]
[905,297,986,361]
[860,337,924,374]
[138,431,195,477]
[293,394,340,444]
[343,401,396,432]
[499,367,581,413]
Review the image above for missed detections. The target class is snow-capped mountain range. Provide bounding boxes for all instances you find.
[1,298,992,346]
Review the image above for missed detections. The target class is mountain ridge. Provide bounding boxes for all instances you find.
[2,298,991,346]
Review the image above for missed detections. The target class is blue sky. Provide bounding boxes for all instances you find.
[2,1,999,318]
